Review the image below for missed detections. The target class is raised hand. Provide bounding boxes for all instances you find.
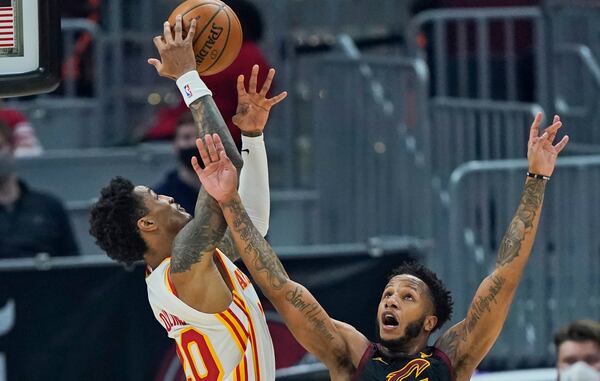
[232,65,288,136]
[148,15,197,80]
[527,113,569,177]
[191,134,238,203]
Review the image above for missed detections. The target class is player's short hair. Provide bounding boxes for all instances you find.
[389,262,454,331]
[89,177,148,264]
[0,120,13,146]
[554,320,600,348]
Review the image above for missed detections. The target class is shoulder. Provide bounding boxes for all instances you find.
[332,320,371,367]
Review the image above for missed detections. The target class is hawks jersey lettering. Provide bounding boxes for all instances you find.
[146,249,276,381]
[353,344,454,381]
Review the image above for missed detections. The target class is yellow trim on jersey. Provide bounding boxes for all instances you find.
[215,309,248,355]
[232,293,261,381]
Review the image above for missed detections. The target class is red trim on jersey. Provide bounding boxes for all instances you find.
[228,305,250,337]
[351,342,376,381]
[217,310,247,349]
[432,346,457,381]
[166,265,178,297]
[213,249,237,291]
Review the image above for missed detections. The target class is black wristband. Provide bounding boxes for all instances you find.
[527,172,550,181]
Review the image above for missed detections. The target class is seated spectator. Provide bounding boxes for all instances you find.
[0,121,79,258]
[145,0,271,150]
[0,105,43,157]
[554,319,600,380]
[153,113,200,214]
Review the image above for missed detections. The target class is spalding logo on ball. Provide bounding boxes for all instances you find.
[168,0,243,76]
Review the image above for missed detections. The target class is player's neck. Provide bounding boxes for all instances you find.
[145,251,169,270]
[0,175,20,205]
[379,336,429,358]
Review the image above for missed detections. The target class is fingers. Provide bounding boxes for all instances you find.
[205,134,219,162]
[259,68,276,96]
[174,15,183,43]
[267,91,288,107]
[544,121,562,144]
[236,74,247,97]
[529,112,543,142]
[163,21,174,44]
[184,18,197,43]
[148,58,162,69]
[191,156,204,175]
[152,35,165,51]
[249,64,259,94]
[554,135,569,154]
[195,138,211,166]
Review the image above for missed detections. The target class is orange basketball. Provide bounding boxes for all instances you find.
[168,0,243,76]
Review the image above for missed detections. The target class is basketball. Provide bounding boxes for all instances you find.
[168,0,243,76]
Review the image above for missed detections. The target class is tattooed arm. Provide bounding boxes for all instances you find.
[435,114,569,380]
[148,15,240,312]
[192,134,359,379]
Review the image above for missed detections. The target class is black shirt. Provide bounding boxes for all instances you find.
[0,180,79,258]
[353,343,455,381]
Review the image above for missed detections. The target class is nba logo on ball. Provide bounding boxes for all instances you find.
[184,84,193,98]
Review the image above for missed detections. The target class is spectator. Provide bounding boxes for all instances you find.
[0,105,43,157]
[153,112,200,214]
[0,121,79,258]
[554,319,600,380]
[145,0,271,150]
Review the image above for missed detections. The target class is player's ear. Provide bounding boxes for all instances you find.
[423,315,438,333]
[138,216,158,232]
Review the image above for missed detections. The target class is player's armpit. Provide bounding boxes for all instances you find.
[216,230,241,262]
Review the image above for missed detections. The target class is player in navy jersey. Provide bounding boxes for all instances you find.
[191,113,568,381]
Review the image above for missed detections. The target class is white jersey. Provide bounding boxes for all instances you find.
[146,249,276,381]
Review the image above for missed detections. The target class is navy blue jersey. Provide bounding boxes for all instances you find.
[352,343,454,381]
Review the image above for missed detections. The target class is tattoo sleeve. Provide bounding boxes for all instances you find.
[436,178,547,376]
[216,231,240,262]
[171,189,227,273]
[495,178,546,267]
[170,96,243,272]
[221,196,288,289]
[190,96,243,170]
[220,195,353,370]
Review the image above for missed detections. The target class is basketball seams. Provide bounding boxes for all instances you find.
[202,7,233,74]
[191,7,224,47]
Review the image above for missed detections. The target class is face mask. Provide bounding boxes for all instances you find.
[178,146,204,172]
[0,151,15,179]
[560,361,600,381]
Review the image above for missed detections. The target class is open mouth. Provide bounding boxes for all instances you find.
[382,313,399,327]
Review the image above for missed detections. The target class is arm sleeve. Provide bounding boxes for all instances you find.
[238,134,270,237]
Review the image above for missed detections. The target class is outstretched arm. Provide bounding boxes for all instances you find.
[192,134,357,378]
[216,65,288,261]
[147,15,233,310]
[435,114,569,381]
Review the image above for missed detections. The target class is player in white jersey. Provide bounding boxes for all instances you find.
[146,249,275,381]
[90,16,285,381]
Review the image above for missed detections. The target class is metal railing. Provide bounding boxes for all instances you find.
[407,7,548,106]
[446,157,600,366]
[312,55,432,242]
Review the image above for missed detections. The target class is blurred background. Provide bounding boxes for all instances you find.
[0,0,599,380]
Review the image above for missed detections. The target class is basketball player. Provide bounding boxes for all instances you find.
[89,16,286,381]
[192,114,568,381]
